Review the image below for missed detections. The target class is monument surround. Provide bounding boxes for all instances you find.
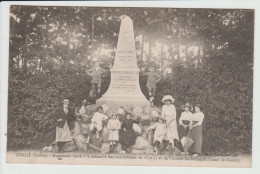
[96,16,150,107]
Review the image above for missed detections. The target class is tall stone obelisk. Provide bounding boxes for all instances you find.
[96,16,150,107]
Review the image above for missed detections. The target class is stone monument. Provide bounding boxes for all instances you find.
[96,16,150,107]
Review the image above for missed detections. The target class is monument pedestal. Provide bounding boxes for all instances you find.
[97,69,150,107]
[96,16,150,107]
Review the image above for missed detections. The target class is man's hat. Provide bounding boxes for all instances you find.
[63,99,69,104]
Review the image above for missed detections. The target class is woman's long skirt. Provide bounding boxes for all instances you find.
[165,117,179,145]
[119,129,136,147]
[56,121,73,142]
[190,122,202,154]
[178,120,190,140]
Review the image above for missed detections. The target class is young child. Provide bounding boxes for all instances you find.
[107,113,121,153]
[119,113,140,153]
[89,106,108,139]
[146,116,167,154]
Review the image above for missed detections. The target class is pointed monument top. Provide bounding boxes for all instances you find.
[112,15,138,71]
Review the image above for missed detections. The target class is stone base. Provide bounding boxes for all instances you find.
[96,95,150,107]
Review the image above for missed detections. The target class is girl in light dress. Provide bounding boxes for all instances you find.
[107,113,121,153]
[189,104,204,156]
[146,116,167,154]
[161,95,179,148]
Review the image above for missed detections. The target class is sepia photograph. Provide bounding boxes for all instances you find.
[2,3,254,168]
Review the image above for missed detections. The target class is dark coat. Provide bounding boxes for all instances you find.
[55,107,75,130]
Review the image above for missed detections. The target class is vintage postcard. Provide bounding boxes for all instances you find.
[3,2,254,168]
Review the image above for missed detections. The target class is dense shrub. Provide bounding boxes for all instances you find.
[7,69,92,150]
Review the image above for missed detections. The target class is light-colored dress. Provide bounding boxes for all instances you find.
[190,112,204,154]
[90,112,108,131]
[146,122,167,143]
[56,121,73,142]
[161,104,179,144]
[107,119,121,141]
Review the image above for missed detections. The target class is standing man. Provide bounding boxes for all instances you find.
[55,99,76,153]
[145,67,161,106]
[86,61,107,98]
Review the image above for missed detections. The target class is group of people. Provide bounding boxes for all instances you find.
[54,95,204,156]
[148,95,204,156]
[54,99,142,154]
[78,104,142,154]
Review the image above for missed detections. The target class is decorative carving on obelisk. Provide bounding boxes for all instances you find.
[96,16,150,106]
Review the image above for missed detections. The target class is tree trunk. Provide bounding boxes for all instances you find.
[160,43,164,76]
[148,40,152,68]
[133,17,138,39]
[67,30,71,69]
[83,18,89,70]
[197,37,201,66]
[97,15,107,62]
[185,43,189,65]
[177,39,180,60]
[39,31,45,73]
[21,55,24,70]
[97,44,103,62]
[17,55,20,69]
[91,12,95,65]
[85,37,89,70]
[140,34,145,70]
[22,19,29,74]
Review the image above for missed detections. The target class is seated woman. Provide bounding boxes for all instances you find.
[189,104,204,156]
[119,113,140,154]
